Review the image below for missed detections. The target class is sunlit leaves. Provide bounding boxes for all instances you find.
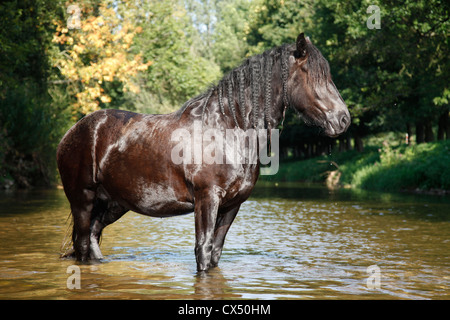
[52,1,151,117]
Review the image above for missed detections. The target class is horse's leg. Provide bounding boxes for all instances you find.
[71,189,96,262]
[194,188,223,272]
[210,205,240,268]
[90,200,128,260]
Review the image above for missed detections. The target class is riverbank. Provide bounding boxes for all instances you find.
[261,136,450,194]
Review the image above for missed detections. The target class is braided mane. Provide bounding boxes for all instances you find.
[178,40,330,129]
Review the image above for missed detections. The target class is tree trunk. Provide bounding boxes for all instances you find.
[338,138,345,152]
[416,122,425,144]
[299,144,307,158]
[406,123,412,145]
[424,120,434,142]
[318,141,327,156]
[354,134,364,152]
[328,139,336,154]
[306,143,312,158]
[345,137,352,150]
[447,119,450,140]
[437,112,449,140]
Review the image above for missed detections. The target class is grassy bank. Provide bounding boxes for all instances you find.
[261,135,450,193]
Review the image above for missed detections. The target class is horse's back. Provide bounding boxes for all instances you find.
[57,109,144,195]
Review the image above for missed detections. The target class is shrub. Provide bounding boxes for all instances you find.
[0,83,72,188]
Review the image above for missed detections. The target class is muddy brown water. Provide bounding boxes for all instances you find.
[0,182,449,299]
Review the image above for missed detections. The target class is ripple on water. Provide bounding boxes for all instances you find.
[0,185,449,299]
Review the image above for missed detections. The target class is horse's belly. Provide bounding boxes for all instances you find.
[134,200,194,217]
[124,181,194,217]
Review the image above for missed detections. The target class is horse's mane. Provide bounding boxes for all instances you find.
[177,40,331,129]
[305,42,331,85]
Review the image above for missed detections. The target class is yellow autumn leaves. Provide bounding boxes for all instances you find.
[52,3,151,117]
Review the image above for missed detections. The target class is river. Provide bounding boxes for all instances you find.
[0,182,449,299]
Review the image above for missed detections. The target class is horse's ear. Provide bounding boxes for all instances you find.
[295,33,308,59]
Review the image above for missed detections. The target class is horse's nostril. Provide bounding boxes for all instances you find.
[339,112,349,129]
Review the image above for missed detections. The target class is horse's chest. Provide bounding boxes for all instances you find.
[221,168,257,205]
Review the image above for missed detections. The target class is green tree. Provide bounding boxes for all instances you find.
[51,0,150,117]
[210,0,252,73]
[310,0,450,145]
[245,0,449,156]
[0,0,64,93]
[0,0,71,188]
[244,0,307,53]
[131,0,221,111]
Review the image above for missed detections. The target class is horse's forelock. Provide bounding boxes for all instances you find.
[305,42,331,85]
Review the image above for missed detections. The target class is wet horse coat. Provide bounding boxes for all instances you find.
[57,34,350,271]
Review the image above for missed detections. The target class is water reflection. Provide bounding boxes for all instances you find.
[0,183,449,299]
[254,181,450,221]
[194,269,239,299]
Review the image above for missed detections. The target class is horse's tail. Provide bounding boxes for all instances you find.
[60,211,74,258]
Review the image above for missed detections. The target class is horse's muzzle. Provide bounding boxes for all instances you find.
[324,110,351,138]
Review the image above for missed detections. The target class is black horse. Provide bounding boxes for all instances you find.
[57,33,350,271]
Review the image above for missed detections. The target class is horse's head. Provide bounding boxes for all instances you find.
[288,33,350,137]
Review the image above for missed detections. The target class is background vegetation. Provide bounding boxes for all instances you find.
[0,0,449,192]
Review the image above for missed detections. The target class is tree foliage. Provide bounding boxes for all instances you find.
[244,0,449,150]
[130,0,221,110]
[308,0,450,141]
[51,0,151,117]
[1,0,449,188]
[0,0,70,187]
[210,0,252,73]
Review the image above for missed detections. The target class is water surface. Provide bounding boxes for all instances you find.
[0,182,449,299]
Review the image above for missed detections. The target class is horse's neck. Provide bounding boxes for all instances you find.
[195,79,286,131]
[263,87,286,130]
[182,46,291,131]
